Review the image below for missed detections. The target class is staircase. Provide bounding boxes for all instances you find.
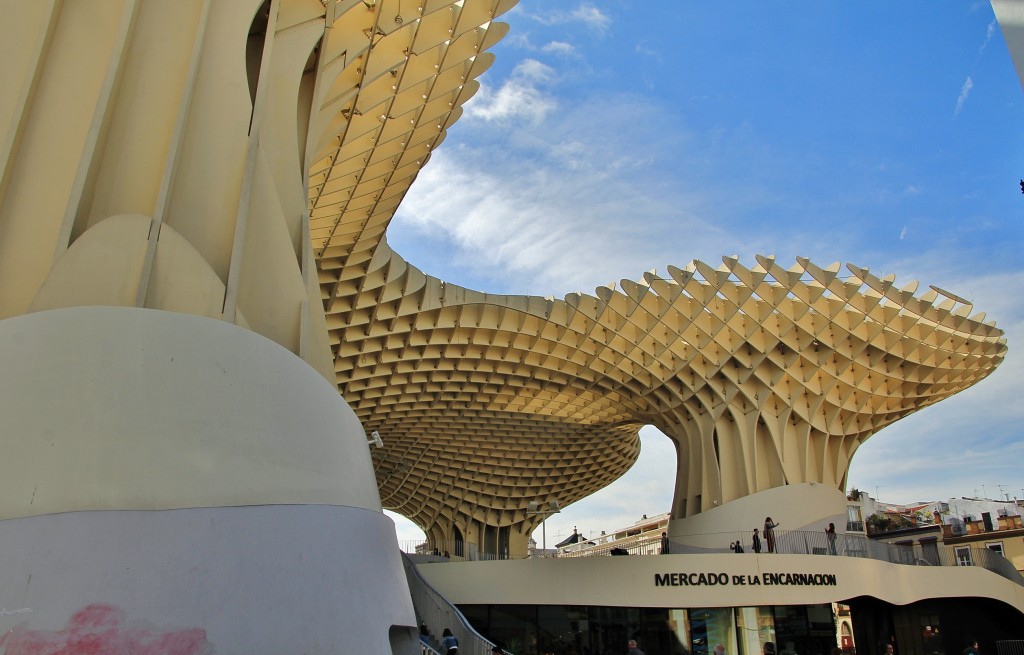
[401,553,506,655]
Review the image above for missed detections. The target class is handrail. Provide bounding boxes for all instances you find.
[402,529,1024,587]
[402,552,509,655]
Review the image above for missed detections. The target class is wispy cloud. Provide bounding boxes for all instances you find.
[955,76,974,116]
[392,148,684,294]
[635,41,663,66]
[394,89,760,295]
[981,19,997,54]
[899,225,907,240]
[524,4,611,33]
[465,59,557,124]
[541,41,576,56]
[504,33,580,58]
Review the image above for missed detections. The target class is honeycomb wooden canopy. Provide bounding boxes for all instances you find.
[322,244,1006,541]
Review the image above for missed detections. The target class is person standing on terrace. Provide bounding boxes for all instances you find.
[764,517,780,553]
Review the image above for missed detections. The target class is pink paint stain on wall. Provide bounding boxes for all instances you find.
[0,604,213,655]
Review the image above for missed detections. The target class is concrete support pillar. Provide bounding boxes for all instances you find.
[0,307,417,654]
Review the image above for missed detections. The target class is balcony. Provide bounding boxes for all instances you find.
[402,527,1024,587]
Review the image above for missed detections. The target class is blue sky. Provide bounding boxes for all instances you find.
[385,2,1024,545]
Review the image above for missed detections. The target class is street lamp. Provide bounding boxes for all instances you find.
[527,500,561,552]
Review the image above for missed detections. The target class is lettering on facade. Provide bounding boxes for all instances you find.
[654,572,837,587]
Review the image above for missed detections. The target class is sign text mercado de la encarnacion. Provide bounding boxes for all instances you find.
[655,572,839,588]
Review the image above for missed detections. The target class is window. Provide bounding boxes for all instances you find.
[986,542,1005,557]
[920,538,940,566]
[955,546,973,566]
[846,506,864,532]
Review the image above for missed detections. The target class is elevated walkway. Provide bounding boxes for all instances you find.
[414,549,1024,614]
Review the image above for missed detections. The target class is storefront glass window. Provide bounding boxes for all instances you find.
[667,609,691,655]
[736,607,775,655]
[460,603,834,655]
[773,604,835,655]
[489,604,537,654]
[690,608,736,655]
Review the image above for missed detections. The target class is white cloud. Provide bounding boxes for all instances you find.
[898,225,907,240]
[525,4,611,34]
[503,31,535,51]
[394,90,753,295]
[503,33,579,58]
[465,59,557,124]
[541,40,576,56]
[635,41,662,64]
[570,5,611,33]
[980,19,997,54]
[392,151,657,293]
[955,76,974,116]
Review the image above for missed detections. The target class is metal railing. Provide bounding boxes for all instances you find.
[996,641,1024,655]
[566,529,1024,586]
[402,552,509,655]
[402,529,1024,587]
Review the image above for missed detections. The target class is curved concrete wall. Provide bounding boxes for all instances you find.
[668,483,849,545]
[0,306,379,518]
[0,306,417,653]
[419,553,1024,614]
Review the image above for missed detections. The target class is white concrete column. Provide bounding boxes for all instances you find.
[0,307,417,654]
